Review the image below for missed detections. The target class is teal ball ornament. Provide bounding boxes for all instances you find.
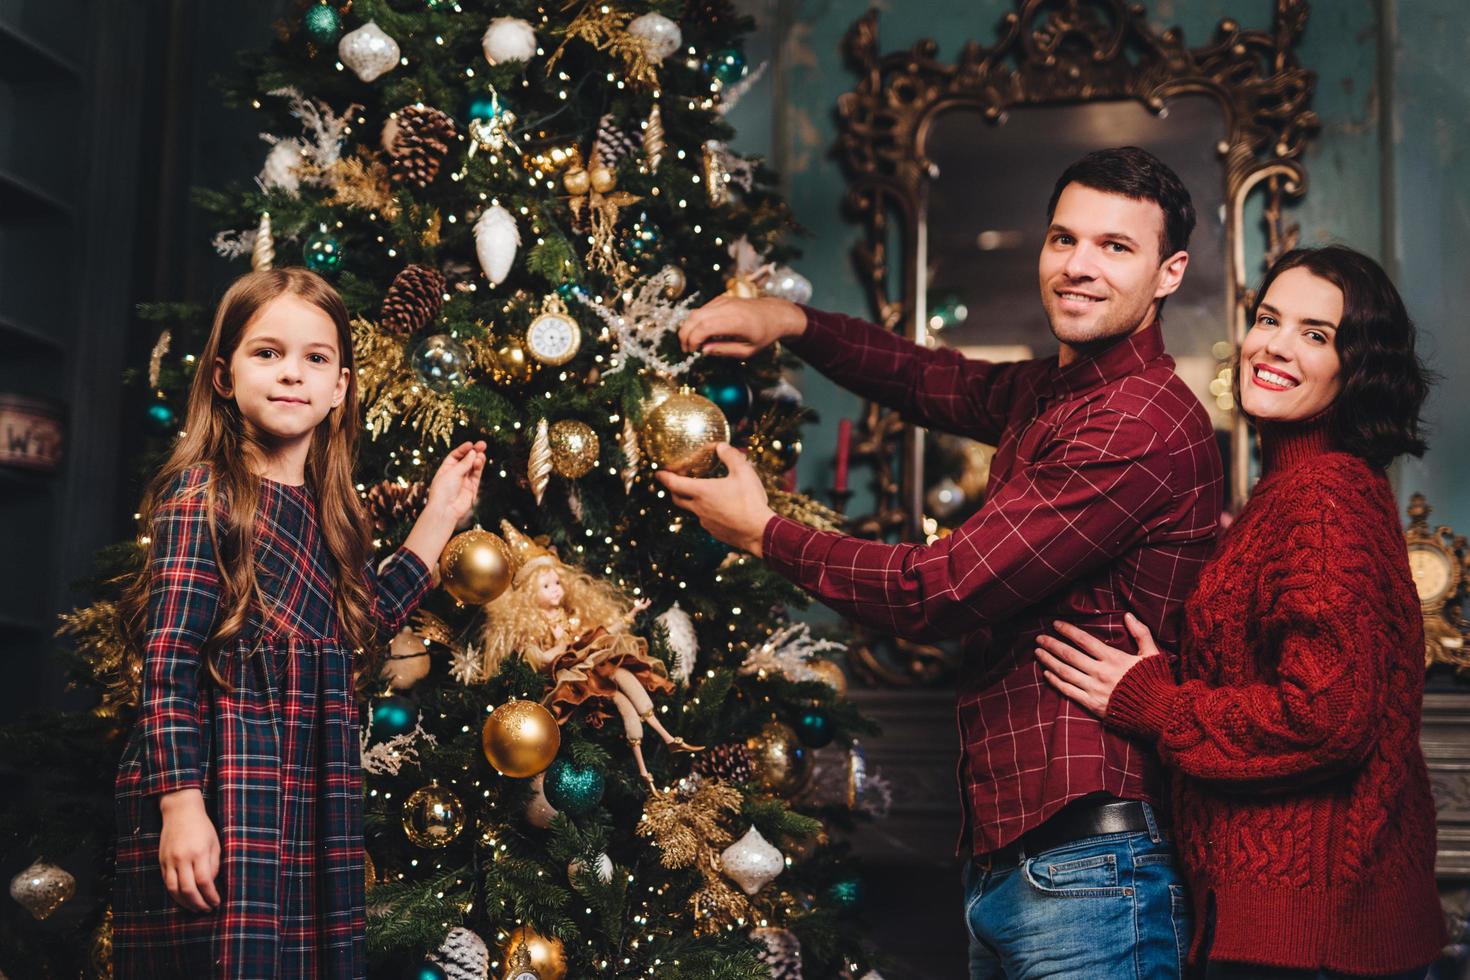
[146,402,177,433]
[465,94,506,124]
[697,367,750,426]
[542,758,605,816]
[620,212,662,263]
[371,695,417,740]
[302,4,343,46]
[402,963,447,980]
[705,47,747,85]
[556,281,589,303]
[826,875,863,910]
[795,709,834,748]
[303,230,343,276]
[411,334,470,392]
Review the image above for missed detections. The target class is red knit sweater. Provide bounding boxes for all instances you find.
[1106,421,1445,974]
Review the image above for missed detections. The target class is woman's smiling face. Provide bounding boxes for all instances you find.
[1240,266,1344,422]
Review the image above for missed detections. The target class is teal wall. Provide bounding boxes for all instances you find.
[730,0,1468,531]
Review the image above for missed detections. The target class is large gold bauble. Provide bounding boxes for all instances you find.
[548,420,600,478]
[641,374,678,415]
[439,529,513,606]
[562,166,591,196]
[805,658,848,698]
[503,925,567,980]
[482,700,561,777]
[492,334,540,385]
[588,165,617,194]
[641,390,731,477]
[401,782,466,848]
[745,721,812,797]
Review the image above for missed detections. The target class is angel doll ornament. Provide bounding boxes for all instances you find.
[483,521,701,790]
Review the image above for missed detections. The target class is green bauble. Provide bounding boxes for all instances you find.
[370,694,416,740]
[826,875,863,910]
[705,47,747,85]
[303,230,343,276]
[696,365,751,425]
[465,94,507,124]
[146,402,177,432]
[302,4,342,46]
[795,709,834,748]
[542,758,605,816]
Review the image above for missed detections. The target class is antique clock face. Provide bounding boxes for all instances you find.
[525,311,582,366]
[1407,543,1457,606]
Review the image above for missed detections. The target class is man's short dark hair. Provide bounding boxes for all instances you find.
[1046,146,1197,261]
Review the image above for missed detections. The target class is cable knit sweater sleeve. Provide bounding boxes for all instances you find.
[1106,485,1388,790]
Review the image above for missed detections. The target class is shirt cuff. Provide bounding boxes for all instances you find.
[1105,654,1179,740]
[786,305,844,362]
[379,547,433,611]
[761,513,815,582]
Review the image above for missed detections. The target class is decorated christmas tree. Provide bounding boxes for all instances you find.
[1,1,889,977]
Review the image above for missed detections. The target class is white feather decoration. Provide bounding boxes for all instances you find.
[657,603,698,684]
[258,138,307,196]
[473,205,519,287]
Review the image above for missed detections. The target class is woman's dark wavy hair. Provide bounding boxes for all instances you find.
[1240,245,1433,468]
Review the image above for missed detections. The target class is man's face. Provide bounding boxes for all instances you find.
[1037,183,1189,361]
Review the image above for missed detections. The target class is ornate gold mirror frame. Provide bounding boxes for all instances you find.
[832,0,1319,685]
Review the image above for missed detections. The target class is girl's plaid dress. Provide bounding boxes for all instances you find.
[113,466,431,979]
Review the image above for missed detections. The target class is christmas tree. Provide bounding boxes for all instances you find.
[1,1,887,977]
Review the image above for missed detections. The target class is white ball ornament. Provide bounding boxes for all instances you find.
[763,265,814,305]
[338,22,401,83]
[473,205,520,287]
[525,771,559,829]
[656,603,698,685]
[259,139,307,197]
[627,12,682,62]
[481,17,538,65]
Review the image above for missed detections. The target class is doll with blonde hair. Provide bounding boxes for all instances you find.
[482,521,700,789]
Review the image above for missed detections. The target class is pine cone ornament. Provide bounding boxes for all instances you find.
[751,927,803,980]
[366,480,428,534]
[387,105,457,188]
[694,742,755,784]
[431,926,490,980]
[592,112,641,171]
[380,264,447,335]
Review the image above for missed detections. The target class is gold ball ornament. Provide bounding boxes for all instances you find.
[8,860,75,920]
[402,782,467,848]
[502,925,567,980]
[482,700,561,777]
[90,905,114,979]
[562,166,591,196]
[745,721,813,797]
[588,165,616,194]
[724,275,762,299]
[660,265,687,300]
[439,529,514,606]
[641,390,731,477]
[492,334,540,385]
[806,658,848,698]
[548,420,600,478]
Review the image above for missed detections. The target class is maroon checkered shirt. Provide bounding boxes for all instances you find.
[763,306,1223,854]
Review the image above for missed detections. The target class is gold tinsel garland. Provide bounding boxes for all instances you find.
[547,0,659,88]
[57,599,140,721]
[353,317,490,446]
[314,149,401,220]
[636,781,751,932]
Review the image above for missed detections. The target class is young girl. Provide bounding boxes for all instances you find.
[112,268,486,979]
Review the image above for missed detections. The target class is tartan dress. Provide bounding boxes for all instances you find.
[113,466,431,979]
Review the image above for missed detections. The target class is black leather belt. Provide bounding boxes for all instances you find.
[974,797,1163,870]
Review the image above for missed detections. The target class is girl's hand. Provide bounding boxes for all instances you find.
[630,598,651,616]
[1034,613,1162,719]
[158,789,221,913]
[426,440,488,526]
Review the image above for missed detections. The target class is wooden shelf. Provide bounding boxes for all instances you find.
[0,168,74,221]
[0,22,81,84]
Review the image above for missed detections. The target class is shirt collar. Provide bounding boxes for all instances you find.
[1044,320,1168,400]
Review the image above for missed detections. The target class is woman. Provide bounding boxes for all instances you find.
[1034,245,1443,978]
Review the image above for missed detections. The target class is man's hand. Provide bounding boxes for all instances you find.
[656,443,777,557]
[679,295,807,357]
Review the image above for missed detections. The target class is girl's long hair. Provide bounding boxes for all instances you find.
[120,268,376,689]
[480,561,633,678]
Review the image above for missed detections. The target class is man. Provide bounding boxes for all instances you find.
[660,146,1224,977]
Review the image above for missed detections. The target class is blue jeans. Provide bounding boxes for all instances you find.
[963,806,1190,979]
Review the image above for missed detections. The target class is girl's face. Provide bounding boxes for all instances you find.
[534,569,564,611]
[1239,266,1344,423]
[215,293,349,449]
